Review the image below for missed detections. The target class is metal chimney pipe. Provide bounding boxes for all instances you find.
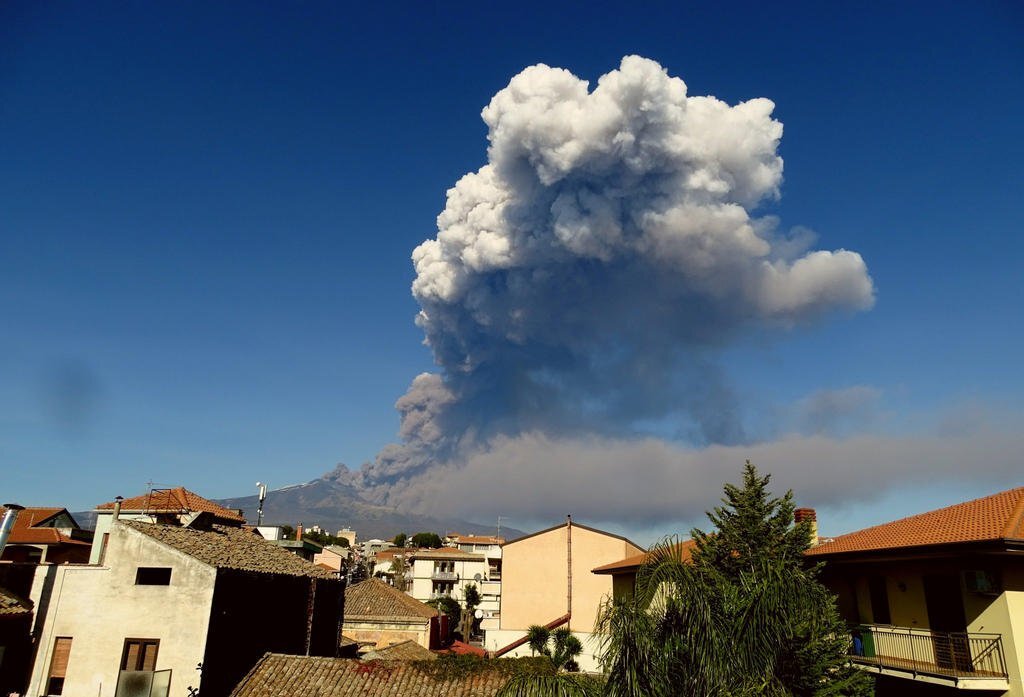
[0,503,25,556]
[112,496,124,522]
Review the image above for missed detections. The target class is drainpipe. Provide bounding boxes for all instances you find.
[0,503,24,556]
[566,514,572,632]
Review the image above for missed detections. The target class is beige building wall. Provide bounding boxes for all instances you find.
[966,566,1024,697]
[342,619,431,649]
[499,523,641,634]
[29,523,216,697]
[489,522,642,671]
[312,547,345,571]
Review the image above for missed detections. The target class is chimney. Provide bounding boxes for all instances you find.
[794,507,818,546]
[0,504,24,556]
[112,496,124,522]
[296,524,303,542]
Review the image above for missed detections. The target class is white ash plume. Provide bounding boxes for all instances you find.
[343,56,874,503]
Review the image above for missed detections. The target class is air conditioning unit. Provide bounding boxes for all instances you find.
[963,570,1000,595]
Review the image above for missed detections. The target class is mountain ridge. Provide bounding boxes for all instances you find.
[72,474,523,541]
[215,476,524,541]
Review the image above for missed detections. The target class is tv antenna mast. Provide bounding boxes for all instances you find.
[256,482,268,526]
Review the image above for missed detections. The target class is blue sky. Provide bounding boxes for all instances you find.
[2,2,1022,543]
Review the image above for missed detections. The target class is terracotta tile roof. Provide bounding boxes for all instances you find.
[231,654,513,697]
[411,548,484,561]
[591,539,697,574]
[503,520,642,552]
[2,507,64,525]
[807,486,1024,557]
[453,536,504,545]
[0,585,33,616]
[439,641,486,658]
[344,578,438,621]
[374,548,412,562]
[120,520,335,578]
[0,507,86,546]
[365,640,437,661]
[96,487,246,523]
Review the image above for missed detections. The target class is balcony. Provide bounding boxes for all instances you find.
[850,624,1009,689]
[431,570,458,581]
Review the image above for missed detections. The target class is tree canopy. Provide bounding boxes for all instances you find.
[411,531,444,548]
[597,462,871,697]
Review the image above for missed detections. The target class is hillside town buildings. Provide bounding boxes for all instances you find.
[5,483,1024,697]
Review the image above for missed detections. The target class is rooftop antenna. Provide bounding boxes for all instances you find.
[496,515,505,539]
[256,482,268,526]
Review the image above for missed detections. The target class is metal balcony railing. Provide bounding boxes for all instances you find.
[432,570,458,581]
[850,624,1008,681]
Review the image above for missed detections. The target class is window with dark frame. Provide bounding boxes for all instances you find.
[121,638,159,671]
[135,567,172,585]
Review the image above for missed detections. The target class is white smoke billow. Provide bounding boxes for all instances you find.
[339,56,875,507]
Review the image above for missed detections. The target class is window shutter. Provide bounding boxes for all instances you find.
[123,642,141,670]
[141,642,158,671]
[49,637,73,678]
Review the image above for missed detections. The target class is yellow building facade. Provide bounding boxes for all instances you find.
[810,487,1024,696]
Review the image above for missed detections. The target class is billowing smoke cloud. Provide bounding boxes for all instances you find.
[340,56,874,504]
[380,420,1024,527]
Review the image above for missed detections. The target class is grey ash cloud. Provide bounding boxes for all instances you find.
[338,57,875,511]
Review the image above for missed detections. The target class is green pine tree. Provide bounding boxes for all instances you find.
[596,462,872,697]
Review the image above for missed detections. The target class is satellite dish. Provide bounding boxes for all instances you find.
[474,609,483,619]
[474,573,482,582]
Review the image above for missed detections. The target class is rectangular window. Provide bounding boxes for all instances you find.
[47,637,73,695]
[121,638,159,671]
[135,567,172,585]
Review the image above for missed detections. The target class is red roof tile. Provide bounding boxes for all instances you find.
[365,640,438,661]
[440,641,486,657]
[344,578,438,621]
[121,520,335,578]
[807,486,1024,557]
[412,548,484,561]
[230,654,517,697]
[0,586,33,616]
[453,536,505,545]
[96,487,246,523]
[0,507,85,546]
[591,539,697,574]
